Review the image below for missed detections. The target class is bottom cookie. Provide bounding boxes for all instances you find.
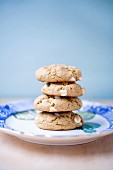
[35,112,84,130]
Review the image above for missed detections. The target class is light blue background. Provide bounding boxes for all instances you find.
[0,0,113,99]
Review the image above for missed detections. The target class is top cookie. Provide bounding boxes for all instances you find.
[35,64,82,82]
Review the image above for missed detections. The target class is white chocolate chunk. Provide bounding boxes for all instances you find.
[55,96,61,99]
[69,66,75,68]
[38,111,42,113]
[49,98,53,102]
[43,84,48,89]
[42,99,48,103]
[60,89,67,96]
[79,77,82,81]
[82,88,86,95]
[50,107,57,112]
[54,113,60,116]
[69,77,76,82]
[74,116,81,124]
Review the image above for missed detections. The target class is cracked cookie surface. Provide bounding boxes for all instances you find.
[35,112,84,130]
[35,64,82,82]
[33,95,82,112]
[42,82,86,97]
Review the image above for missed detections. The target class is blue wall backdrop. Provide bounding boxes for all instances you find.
[0,0,113,99]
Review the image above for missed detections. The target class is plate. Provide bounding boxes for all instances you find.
[0,100,113,145]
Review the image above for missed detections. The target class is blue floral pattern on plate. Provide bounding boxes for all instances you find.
[80,101,113,131]
[0,99,34,127]
[0,100,113,133]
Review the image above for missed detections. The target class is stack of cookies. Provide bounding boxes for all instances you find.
[33,64,86,131]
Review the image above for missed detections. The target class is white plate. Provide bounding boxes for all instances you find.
[0,100,113,145]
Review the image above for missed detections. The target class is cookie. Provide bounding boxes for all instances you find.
[35,64,82,82]
[33,95,82,112]
[35,111,84,130]
[41,82,86,97]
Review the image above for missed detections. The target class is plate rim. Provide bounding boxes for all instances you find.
[0,125,113,140]
[0,100,113,140]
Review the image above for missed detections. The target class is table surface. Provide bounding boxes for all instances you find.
[0,99,113,170]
